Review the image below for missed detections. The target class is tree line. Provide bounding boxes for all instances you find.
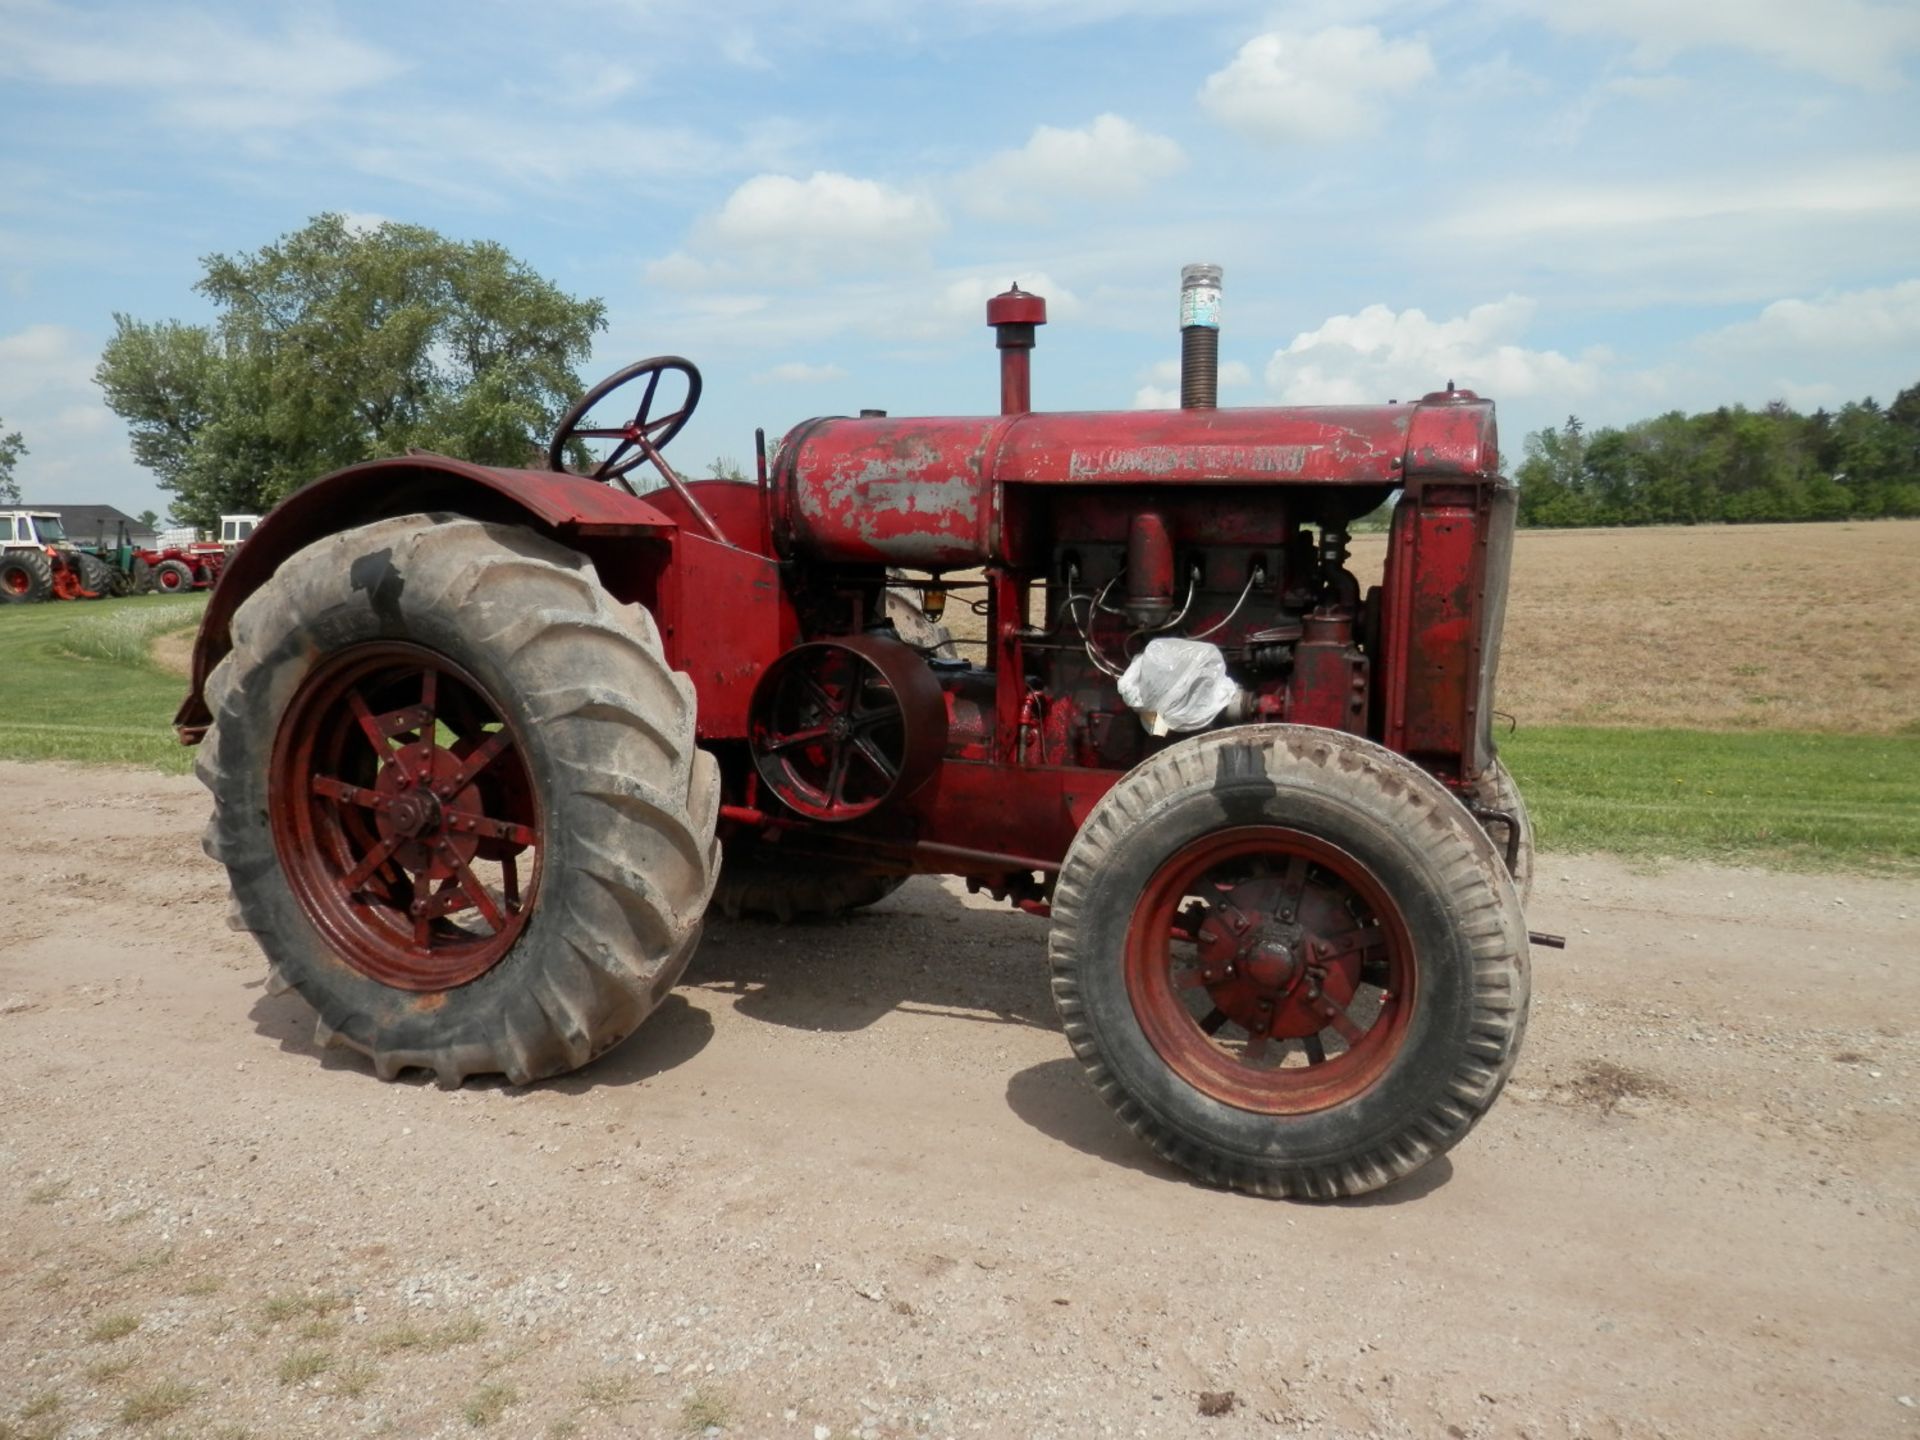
[1514,389,1920,526]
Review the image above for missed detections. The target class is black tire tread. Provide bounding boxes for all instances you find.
[73,551,115,598]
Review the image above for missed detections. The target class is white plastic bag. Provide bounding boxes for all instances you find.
[1118,638,1241,736]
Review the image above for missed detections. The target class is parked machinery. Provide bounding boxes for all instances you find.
[1,510,111,601]
[176,267,1538,1197]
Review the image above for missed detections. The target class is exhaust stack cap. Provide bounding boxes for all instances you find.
[1179,263,1223,331]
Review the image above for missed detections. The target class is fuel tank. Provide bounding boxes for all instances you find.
[770,396,1494,568]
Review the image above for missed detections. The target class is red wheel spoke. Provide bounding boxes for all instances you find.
[503,854,521,912]
[573,427,635,439]
[799,672,845,718]
[439,731,512,797]
[853,736,898,782]
[766,725,833,752]
[1172,962,1208,988]
[1242,1032,1271,1064]
[343,833,406,891]
[1276,853,1309,916]
[348,690,392,758]
[448,849,505,933]
[1313,924,1384,963]
[825,742,853,805]
[1317,995,1366,1044]
[442,806,536,848]
[311,774,390,810]
[1302,1034,1328,1066]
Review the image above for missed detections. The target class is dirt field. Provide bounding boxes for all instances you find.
[3,761,1917,1439]
[939,520,1920,735]
[1353,519,1920,734]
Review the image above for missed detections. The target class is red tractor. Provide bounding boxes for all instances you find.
[177,268,1537,1198]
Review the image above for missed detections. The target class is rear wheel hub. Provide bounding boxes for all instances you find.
[270,642,542,992]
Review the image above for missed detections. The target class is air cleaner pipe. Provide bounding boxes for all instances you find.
[1180,263,1222,410]
[986,284,1048,415]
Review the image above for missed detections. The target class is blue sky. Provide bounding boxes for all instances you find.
[2,0,1917,520]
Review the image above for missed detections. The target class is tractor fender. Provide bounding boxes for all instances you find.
[173,454,678,741]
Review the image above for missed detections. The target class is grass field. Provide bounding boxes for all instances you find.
[1,521,1915,871]
[0,595,207,773]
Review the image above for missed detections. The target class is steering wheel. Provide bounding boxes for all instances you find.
[548,356,702,485]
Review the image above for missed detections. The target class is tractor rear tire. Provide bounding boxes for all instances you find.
[1048,725,1529,1199]
[75,552,115,598]
[1466,759,1533,904]
[714,844,907,922]
[153,559,193,593]
[132,557,154,594]
[197,514,720,1085]
[0,549,53,603]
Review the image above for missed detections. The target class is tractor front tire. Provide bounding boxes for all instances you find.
[1048,725,1529,1199]
[153,559,193,593]
[74,552,115,598]
[198,514,720,1085]
[714,843,907,922]
[0,549,53,603]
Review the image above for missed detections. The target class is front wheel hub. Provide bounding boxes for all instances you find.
[1126,826,1415,1114]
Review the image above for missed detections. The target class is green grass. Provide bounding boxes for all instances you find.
[1503,726,1920,873]
[0,595,206,771]
[1,594,1912,873]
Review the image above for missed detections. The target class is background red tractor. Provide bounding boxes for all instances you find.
[177,267,1537,1198]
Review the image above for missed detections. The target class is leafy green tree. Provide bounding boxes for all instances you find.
[97,214,607,530]
[135,509,160,531]
[0,419,24,505]
[1514,385,1920,527]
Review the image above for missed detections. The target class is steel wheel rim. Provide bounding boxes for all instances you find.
[2,566,26,595]
[270,641,543,991]
[1124,825,1416,1114]
[753,645,910,820]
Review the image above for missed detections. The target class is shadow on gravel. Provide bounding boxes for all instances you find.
[688,880,1057,1035]
[1004,1057,1457,1205]
[552,995,713,1092]
[243,987,714,1091]
[1004,1058,1184,1184]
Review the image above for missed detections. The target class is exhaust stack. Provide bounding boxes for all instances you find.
[1179,263,1222,410]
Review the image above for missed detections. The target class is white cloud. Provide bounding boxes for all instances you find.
[933,272,1081,324]
[1508,0,1920,89]
[1442,157,1920,240]
[1264,297,1603,406]
[1199,27,1434,144]
[754,361,849,384]
[700,172,945,270]
[1702,279,1920,354]
[961,114,1185,218]
[0,3,405,129]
